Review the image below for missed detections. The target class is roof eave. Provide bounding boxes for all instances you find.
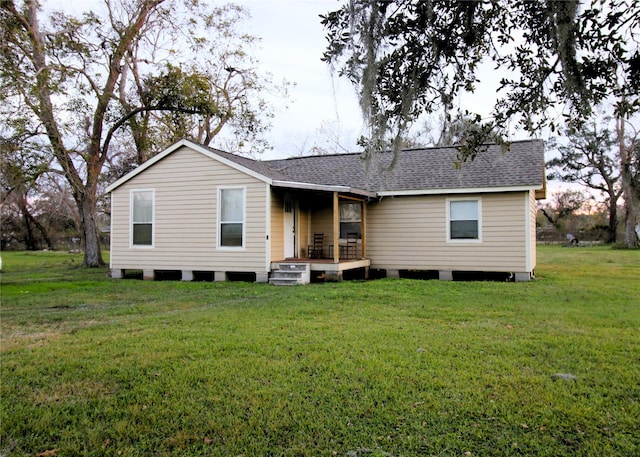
[377,184,542,197]
[271,180,376,198]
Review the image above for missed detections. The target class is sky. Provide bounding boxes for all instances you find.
[37,0,634,203]
[43,0,519,160]
[235,1,596,205]
[232,0,364,159]
[233,0,508,159]
[45,0,365,159]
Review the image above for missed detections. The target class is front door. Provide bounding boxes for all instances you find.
[284,199,296,258]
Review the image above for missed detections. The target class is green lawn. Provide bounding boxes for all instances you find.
[1,246,639,456]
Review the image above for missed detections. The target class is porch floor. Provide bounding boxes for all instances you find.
[271,257,371,273]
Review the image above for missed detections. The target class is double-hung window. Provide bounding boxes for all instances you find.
[218,187,245,248]
[448,198,481,241]
[131,190,154,246]
[339,201,362,238]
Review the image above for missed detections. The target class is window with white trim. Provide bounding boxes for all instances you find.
[131,190,154,246]
[339,201,362,239]
[218,187,245,248]
[448,199,481,241]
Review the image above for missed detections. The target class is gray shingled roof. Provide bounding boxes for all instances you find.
[213,140,544,193]
[204,147,291,181]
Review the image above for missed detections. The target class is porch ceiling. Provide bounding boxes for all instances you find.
[271,180,376,198]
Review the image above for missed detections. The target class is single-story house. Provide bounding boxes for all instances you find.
[105,138,546,283]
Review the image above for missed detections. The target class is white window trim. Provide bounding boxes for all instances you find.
[217,186,246,250]
[446,197,482,243]
[130,188,155,248]
[339,201,362,240]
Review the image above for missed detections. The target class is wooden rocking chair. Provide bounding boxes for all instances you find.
[308,232,324,259]
[344,232,359,259]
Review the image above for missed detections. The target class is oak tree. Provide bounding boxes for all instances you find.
[539,189,587,234]
[1,0,280,265]
[547,119,622,243]
[322,0,639,146]
[322,0,639,244]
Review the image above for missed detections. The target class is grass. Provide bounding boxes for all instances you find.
[1,246,639,456]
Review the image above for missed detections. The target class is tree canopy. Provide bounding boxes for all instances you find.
[547,118,623,242]
[322,0,640,154]
[1,0,283,265]
[323,0,640,246]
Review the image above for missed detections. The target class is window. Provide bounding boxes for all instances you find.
[340,201,361,239]
[131,190,154,246]
[219,187,245,248]
[448,199,481,241]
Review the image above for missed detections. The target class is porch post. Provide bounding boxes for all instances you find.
[333,192,340,263]
[361,200,367,258]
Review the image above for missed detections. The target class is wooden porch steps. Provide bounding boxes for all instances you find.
[269,263,310,285]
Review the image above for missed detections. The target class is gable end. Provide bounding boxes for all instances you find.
[106,139,272,193]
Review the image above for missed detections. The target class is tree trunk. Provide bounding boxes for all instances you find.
[28,211,55,250]
[21,205,38,250]
[622,176,640,247]
[16,191,40,250]
[76,191,104,267]
[540,208,561,231]
[617,117,640,247]
[606,199,618,244]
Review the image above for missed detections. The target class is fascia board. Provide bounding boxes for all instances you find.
[271,180,377,198]
[376,185,541,197]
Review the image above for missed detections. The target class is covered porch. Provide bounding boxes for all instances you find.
[270,184,374,282]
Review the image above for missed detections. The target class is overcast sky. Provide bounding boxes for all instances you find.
[44,0,363,158]
[233,0,363,159]
[44,0,508,159]
[236,0,514,159]
[41,0,620,199]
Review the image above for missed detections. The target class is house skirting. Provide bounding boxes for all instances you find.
[110,260,532,283]
[379,268,533,282]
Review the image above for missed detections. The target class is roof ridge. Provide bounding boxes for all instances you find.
[265,138,543,162]
[265,151,362,163]
[381,138,543,154]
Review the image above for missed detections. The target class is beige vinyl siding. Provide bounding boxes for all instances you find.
[298,206,309,258]
[110,146,268,272]
[311,204,335,247]
[367,192,530,272]
[269,190,312,260]
[270,191,284,261]
[295,192,335,251]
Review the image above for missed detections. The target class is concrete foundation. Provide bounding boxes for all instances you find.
[386,269,400,279]
[110,269,124,279]
[256,272,269,283]
[143,269,155,281]
[438,270,454,281]
[324,271,343,282]
[214,271,226,282]
[181,270,194,281]
[514,272,532,282]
